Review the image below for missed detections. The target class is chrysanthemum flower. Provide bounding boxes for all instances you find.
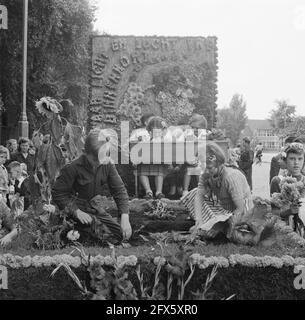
[35,97,63,119]
[67,230,80,242]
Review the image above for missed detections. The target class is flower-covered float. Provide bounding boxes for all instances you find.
[1,97,305,300]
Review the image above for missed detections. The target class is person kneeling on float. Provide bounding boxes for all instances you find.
[52,128,132,243]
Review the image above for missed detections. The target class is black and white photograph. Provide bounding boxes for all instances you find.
[0,0,305,303]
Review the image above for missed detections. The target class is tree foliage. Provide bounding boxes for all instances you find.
[281,116,305,138]
[0,0,96,139]
[268,99,296,134]
[216,94,248,146]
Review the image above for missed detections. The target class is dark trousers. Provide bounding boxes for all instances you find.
[75,197,123,242]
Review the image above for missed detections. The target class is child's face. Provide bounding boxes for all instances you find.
[286,152,304,176]
[10,167,21,180]
[0,153,7,165]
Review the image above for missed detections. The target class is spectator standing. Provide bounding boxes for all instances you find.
[6,139,17,159]
[0,146,9,190]
[10,138,36,175]
[238,137,254,190]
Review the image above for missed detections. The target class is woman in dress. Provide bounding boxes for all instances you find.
[182,141,253,238]
[136,116,168,199]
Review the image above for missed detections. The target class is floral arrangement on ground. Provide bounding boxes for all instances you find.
[0,220,305,300]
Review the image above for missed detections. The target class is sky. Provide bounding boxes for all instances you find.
[92,0,305,120]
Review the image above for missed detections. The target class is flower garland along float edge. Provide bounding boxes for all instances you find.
[0,220,304,270]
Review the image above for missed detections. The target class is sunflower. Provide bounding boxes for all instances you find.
[35,97,63,119]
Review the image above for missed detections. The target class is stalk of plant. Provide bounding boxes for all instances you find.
[178,262,196,300]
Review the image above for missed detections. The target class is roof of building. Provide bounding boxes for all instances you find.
[246,119,273,131]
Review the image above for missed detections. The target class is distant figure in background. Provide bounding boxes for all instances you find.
[6,139,17,159]
[10,138,36,175]
[0,146,9,190]
[7,161,21,208]
[0,175,19,246]
[254,142,263,165]
[28,141,36,156]
[238,137,254,190]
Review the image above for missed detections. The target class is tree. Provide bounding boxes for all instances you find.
[0,0,96,140]
[216,94,248,146]
[268,99,296,134]
[281,116,305,138]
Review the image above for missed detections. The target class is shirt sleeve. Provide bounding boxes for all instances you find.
[107,163,130,216]
[51,164,79,214]
[270,176,281,196]
[225,169,249,202]
[198,172,210,190]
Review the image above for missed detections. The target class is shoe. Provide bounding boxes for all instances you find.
[144,191,153,200]
[156,193,165,199]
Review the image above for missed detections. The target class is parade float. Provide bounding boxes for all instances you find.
[1,36,305,300]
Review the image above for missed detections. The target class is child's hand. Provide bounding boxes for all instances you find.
[0,234,12,247]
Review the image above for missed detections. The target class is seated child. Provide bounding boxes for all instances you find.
[7,161,21,207]
[129,113,153,143]
[136,116,168,199]
[182,113,207,197]
[7,161,30,210]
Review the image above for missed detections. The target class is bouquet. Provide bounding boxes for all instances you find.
[271,176,305,236]
[271,177,305,209]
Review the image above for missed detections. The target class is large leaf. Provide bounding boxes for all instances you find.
[45,144,65,183]
[36,143,51,167]
[64,122,84,159]
[50,115,64,145]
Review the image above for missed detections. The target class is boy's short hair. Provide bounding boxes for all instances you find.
[7,161,21,172]
[18,137,30,152]
[18,137,30,145]
[0,145,9,156]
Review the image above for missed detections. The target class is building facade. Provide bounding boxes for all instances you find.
[242,119,280,151]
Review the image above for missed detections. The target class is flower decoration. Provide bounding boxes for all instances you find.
[67,230,80,242]
[35,97,63,119]
[42,204,56,213]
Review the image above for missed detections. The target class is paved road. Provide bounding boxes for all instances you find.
[252,152,276,199]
